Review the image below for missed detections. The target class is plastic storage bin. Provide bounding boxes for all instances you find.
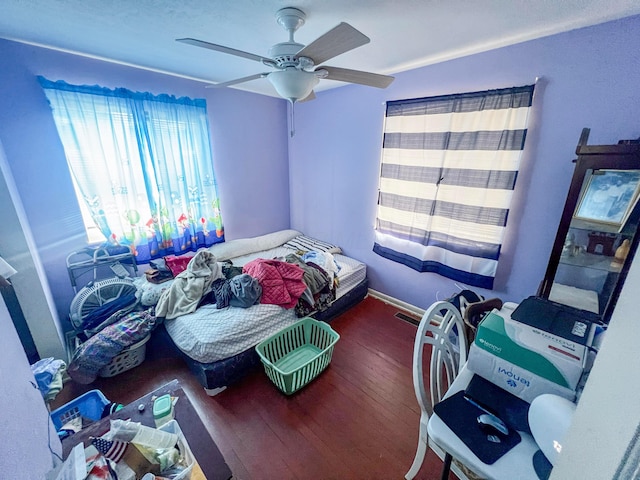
[50,389,110,431]
[160,420,195,480]
[256,317,340,395]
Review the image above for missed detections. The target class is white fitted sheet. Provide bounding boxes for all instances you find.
[164,303,299,363]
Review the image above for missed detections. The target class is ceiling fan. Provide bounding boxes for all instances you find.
[176,7,394,104]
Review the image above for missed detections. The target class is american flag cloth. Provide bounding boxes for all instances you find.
[85,453,117,480]
[91,436,128,463]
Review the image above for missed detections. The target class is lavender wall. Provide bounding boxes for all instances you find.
[290,14,640,310]
[0,289,61,478]
[0,39,290,325]
[1,14,640,337]
[0,13,639,475]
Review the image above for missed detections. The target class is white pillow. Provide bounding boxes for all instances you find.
[133,276,174,307]
[208,229,300,261]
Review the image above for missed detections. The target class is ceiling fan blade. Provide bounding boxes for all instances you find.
[299,91,316,103]
[321,66,394,88]
[204,73,269,88]
[177,37,270,64]
[296,23,369,65]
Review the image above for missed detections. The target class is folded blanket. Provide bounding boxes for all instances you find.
[156,250,223,319]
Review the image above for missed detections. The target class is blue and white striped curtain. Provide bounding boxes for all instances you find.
[374,85,535,289]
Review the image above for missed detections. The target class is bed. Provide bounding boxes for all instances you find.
[139,230,368,395]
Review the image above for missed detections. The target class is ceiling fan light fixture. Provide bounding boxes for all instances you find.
[179,6,394,103]
[268,69,319,103]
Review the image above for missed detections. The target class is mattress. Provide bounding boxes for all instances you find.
[332,253,367,299]
[164,249,366,364]
[164,303,298,363]
[223,247,366,300]
[173,277,369,391]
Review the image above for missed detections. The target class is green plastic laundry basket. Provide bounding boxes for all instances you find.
[256,317,340,395]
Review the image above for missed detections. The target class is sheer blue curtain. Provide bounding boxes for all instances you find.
[39,77,224,262]
[374,85,535,289]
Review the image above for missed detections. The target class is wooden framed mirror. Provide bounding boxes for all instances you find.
[538,128,640,324]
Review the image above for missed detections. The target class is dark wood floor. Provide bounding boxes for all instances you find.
[52,295,455,480]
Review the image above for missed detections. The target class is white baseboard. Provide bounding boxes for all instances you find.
[367,288,425,317]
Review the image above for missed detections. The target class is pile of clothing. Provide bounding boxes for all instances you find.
[154,249,340,319]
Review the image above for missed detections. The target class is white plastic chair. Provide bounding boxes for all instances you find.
[405,301,468,480]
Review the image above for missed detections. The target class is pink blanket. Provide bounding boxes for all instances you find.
[243,258,306,309]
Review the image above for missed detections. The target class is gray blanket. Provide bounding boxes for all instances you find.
[155,250,223,319]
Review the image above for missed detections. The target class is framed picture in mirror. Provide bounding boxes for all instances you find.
[573,169,640,231]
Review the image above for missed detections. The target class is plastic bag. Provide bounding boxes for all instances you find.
[31,357,66,402]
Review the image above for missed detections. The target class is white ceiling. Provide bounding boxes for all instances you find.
[2,0,640,98]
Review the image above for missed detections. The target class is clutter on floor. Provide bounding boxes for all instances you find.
[64,245,160,384]
[47,389,194,480]
[50,389,123,439]
[47,419,193,480]
[31,357,67,402]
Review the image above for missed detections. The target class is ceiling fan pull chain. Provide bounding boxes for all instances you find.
[290,101,296,137]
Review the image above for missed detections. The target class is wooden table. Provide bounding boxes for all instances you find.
[62,379,233,480]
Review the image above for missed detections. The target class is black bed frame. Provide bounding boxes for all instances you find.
[146,278,369,392]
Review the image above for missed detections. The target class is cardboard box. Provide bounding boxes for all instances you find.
[467,307,590,403]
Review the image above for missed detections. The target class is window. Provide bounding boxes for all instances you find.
[39,78,224,262]
[374,85,535,289]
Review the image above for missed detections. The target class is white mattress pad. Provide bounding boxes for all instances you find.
[165,303,298,363]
